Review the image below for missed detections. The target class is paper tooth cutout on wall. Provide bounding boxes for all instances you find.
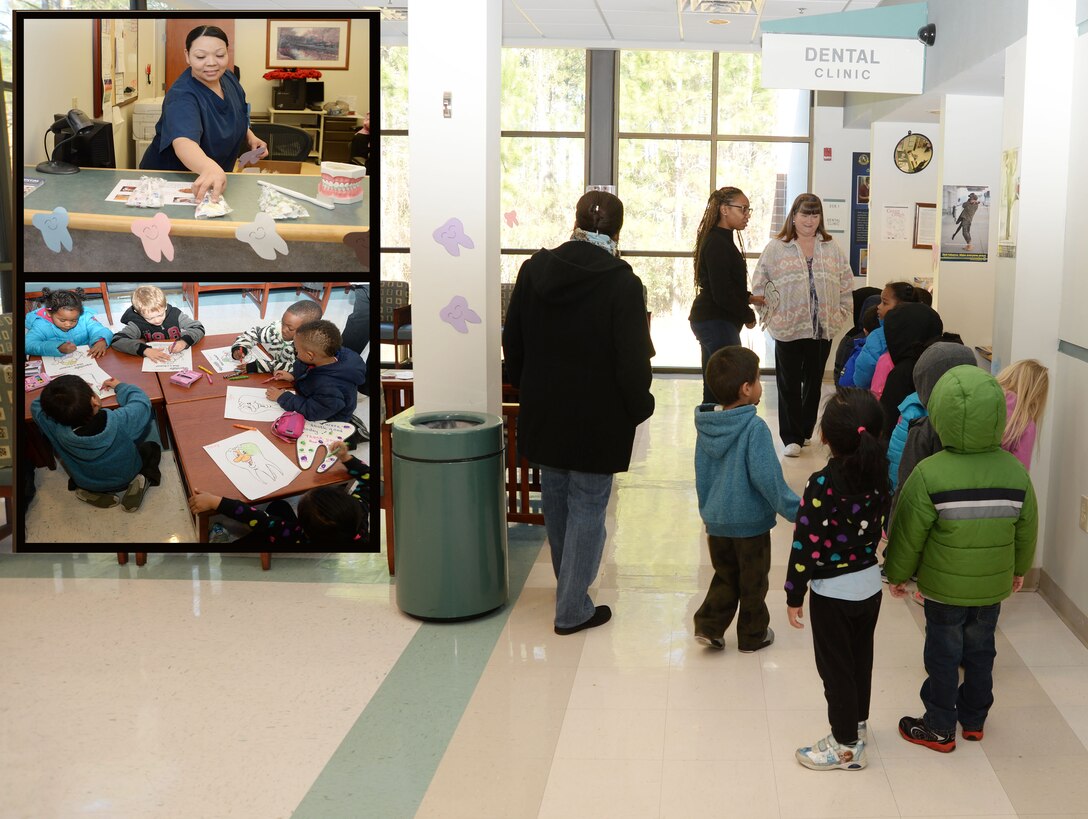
[503,210,519,227]
[130,212,175,262]
[31,207,73,253]
[439,296,482,334]
[235,212,289,260]
[432,217,475,256]
[342,232,370,268]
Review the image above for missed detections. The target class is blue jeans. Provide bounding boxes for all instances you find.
[690,319,742,404]
[921,599,1001,732]
[541,468,613,629]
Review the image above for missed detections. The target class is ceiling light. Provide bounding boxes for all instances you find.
[708,18,731,25]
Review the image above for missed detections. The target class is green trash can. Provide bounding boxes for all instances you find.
[392,408,509,619]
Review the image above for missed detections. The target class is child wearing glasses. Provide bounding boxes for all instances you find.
[111,285,206,363]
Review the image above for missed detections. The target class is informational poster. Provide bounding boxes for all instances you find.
[849,152,870,276]
[941,184,990,263]
[999,149,1020,259]
[823,198,847,234]
[882,206,910,242]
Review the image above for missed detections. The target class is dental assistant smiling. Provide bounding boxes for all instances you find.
[139,25,268,204]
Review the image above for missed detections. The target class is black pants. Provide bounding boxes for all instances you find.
[773,337,832,446]
[693,532,770,650]
[810,589,882,745]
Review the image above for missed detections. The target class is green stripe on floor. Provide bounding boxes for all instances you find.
[292,525,545,819]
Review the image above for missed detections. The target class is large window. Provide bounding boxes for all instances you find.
[500,48,586,276]
[380,45,409,282]
[618,50,811,368]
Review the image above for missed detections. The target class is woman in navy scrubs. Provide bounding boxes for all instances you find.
[139,25,268,204]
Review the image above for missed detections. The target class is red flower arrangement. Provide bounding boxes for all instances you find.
[262,68,323,80]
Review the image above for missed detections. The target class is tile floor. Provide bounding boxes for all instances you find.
[22,286,371,544]
[3,374,1087,818]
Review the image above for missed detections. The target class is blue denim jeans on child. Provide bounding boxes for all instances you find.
[921,599,1001,732]
[540,468,613,630]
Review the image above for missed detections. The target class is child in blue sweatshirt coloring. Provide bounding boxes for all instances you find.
[845,281,916,389]
[31,375,161,511]
[25,289,113,357]
[693,346,799,653]
[264,319,366,423]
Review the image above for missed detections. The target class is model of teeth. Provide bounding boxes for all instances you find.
[317,161,366,204]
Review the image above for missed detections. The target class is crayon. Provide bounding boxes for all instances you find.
[260,377,276,384]
[227,375,249,381]
[205,372,213,384]
[232,424,257,431]
[197,365,214,375]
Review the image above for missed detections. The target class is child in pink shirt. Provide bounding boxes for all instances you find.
[995,359,1049,470]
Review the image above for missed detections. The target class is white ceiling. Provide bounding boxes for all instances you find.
[378,0,882,47]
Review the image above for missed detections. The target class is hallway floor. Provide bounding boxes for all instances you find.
[3,376,1087,818]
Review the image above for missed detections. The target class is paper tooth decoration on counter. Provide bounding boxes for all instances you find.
[317,161,366,204]
[130,212,175,262]
[235,212,288,260]
[294,420,356,472]
[32,207,73,253]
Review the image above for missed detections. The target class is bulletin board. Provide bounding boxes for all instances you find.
[93,18,140,118]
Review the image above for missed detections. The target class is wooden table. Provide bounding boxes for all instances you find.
[24,346,168,469]
[165,397,357,543]
[155,333,289,405]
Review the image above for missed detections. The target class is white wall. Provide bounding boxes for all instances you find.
[23,18,95,165]
[867,120,941,293]
[935,95,1002,350]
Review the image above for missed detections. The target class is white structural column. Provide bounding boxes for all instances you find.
[936,94,1002,351]
[995,0,1075,566]
[408,0,503,415]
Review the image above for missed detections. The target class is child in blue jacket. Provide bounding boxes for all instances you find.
[31,375,160,511]
[838,305,880,387]
[693,346,799,653]
[264,320,366,423]
[25,289,113,357]
[846,282,916,389]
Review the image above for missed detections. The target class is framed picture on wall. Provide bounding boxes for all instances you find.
[266,19,351,70]
[913,202,937,249]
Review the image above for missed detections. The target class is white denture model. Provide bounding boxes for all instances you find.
[296,420,356,472]
[317,161,366,204]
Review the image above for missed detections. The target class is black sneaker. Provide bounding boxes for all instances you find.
[739,627,775,653]
[694,633,725,650]
[75,489,119,509]
[555,605,612,635]
[899,716,956,752]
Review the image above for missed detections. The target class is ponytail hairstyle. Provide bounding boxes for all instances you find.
[41,287,86,316]
[692,186,746,286]
[819,387,889,496]
[574,190,624,238]
[185,24,230,51]
[995,359,1049,452]
[298,485,367,546]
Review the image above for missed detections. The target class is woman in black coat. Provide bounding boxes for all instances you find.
[503,191,655,635]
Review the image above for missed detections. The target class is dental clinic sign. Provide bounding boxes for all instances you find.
[761,33,925,94]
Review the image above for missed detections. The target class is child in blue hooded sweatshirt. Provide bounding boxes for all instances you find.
[25,289,113,357]
[265,319,366,424]
[693,346,799,653]
[845,281,916,389]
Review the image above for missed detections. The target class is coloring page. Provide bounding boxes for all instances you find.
[203,430,300,500]
[224,386,288,422]
[40,348,115,399]
[201,345,271,373]
[141,342,194,372]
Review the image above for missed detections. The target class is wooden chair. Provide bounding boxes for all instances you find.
[181,282,267,320]
[25,282,113,325]
[379,281,412,367]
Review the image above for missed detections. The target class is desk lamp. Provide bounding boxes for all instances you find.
[36,109,95,174]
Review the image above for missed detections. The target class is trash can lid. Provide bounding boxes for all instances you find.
[392,410,504,461]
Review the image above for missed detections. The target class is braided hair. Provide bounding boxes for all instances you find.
[693,187,746,287]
